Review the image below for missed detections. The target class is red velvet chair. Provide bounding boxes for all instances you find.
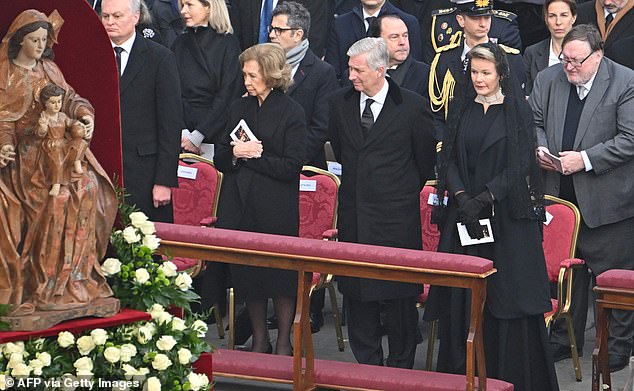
[543,195,585,381]
[419,181,441,370]
[170,153,224,337]
[299,166,344,352]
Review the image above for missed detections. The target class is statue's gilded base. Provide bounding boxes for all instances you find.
[1,297,120,331]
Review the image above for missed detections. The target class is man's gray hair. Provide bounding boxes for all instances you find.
[130,0,142,14]
[347,37,388,70]
[272,1,311,37]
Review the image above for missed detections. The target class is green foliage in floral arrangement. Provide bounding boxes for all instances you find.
[106,207,200,312]
[0,305,10,331]
[0,306,212,390]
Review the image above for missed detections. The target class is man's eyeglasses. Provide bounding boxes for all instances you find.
[558,51,596,68]
[267,26,298,35]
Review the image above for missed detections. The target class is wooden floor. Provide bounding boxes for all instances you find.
[205,285,632,391]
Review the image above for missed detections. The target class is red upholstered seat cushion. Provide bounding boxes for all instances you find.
[596,269,634,290]
[155,224,494,275]
[193,352,213,378]
[299,172,338,240]
[171,257,199,272]
[545,298,559,320]
[212,349,293,381]
[172,160,219,226]
[543,203,577,282]
[314,359,513,391]
[420,186,441,252]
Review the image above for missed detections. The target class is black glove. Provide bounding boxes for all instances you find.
[457,190,493,221]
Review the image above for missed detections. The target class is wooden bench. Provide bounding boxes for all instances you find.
[592,269,634,391]
[155,223,502,391]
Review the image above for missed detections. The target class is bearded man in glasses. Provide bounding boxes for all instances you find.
[529,23,634,373]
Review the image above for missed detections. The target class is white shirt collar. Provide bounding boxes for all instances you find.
[363,8,381,19]
[548,39,561,67]
[461,41,472,62]
[577,71,597,100]
[112,31,136,53]
[604,8,616,19]
[361,77,389,106]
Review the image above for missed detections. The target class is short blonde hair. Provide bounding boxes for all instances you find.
[239,43,293,92]
[181,0,233,34]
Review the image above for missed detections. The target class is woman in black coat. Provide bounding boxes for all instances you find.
[214,43,307,356]
[425,43,558,391]
[523,0,577,95]
[173,0,242,152]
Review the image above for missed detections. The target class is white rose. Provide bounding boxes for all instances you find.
[122,226,141,244]
[7,352,24,368]
[74,356,93,376]
[148,304,165,320]
[136,325,153,344]
[122,364,137,379]
[142,234,160,251]
[134,268,150,284]
[139,221,156,235]
[156,335,177,351]
[3,341,24,356]
[28,358,44,375]
[58,331,75,348]
[156,312,173,326]
[101,258,122,276]
[33,338,45,350]
[120,344,137,362]
[191,320,208,338]
[159,261,177,278]
[0,374,7,390]
[104,346,121,363]
[187,372,210,391]
[36,352,51,367]
[177,348,192,365]
[144,377,161,391]
[151,354,172,371]
[174,272,192,291]
[129,211,149,228]
[137,367,150,376]
[11,362,31,376]
[90,329,108,345]
[171,317,186,332]
[76,335,96,355]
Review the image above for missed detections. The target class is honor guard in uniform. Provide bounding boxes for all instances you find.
[425,0,521,63]
[428,0,525,143]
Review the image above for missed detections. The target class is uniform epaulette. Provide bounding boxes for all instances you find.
[432,7,457,16]
[499,43,520,55]
[492,9,517,22]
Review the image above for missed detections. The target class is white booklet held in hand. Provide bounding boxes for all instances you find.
[542,150,564,174]
[457,219,495,246]
[230,119,259,143]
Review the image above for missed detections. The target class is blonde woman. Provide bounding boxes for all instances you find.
[173,0,242,153]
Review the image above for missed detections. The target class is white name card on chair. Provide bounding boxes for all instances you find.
[300,180,317,192]
[544,211,554,226]
[327,161,342,176]
[178,165,198,180]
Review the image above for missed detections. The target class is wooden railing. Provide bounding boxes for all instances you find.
[155,223,497,391]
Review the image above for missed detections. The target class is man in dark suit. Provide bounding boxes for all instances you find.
[101,0,182,223]
[325,0,423,79]
[229,0,329,57]
[328,37,436,368]
[529,24,634,372]
[370,14,429,98]
[269,1,339,333]
[576,0,634,69]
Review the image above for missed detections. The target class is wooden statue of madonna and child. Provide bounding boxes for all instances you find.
[0,9,120,331]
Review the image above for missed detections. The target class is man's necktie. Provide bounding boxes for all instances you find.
[366,16,376,36]
[259,0,273,43]
[360,99,375,137]
[114,46,124,77]
[605,13,614,30]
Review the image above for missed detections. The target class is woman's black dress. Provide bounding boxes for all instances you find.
[425,101,559,391]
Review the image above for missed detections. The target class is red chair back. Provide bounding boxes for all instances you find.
[172,154,223,226]
[420,184,441,252]
[299,166,340,239]
[542,196,581,282]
